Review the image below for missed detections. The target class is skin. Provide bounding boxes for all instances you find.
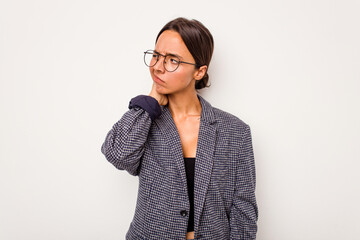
[148,30,207,239]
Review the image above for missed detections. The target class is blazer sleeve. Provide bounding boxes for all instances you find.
[101,107,153,176]
[230,126,258,239]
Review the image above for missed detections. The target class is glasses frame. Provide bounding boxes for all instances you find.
[144,50,200,72]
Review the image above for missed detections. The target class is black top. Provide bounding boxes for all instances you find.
[184,157,195,232]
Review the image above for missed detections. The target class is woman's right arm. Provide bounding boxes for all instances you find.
[101,95,162,176]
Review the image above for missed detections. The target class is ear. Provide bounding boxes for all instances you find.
[193,65,207,80]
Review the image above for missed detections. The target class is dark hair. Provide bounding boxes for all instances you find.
[156,17,214,89]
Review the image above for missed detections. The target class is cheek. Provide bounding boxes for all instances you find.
[170,69,194,84]
[149,66,195,88]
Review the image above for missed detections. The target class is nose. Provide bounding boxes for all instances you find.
[152,55,165,73]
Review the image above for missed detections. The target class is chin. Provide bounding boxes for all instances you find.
[154,84,170,95]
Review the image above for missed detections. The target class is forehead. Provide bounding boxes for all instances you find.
[155,30,192,58]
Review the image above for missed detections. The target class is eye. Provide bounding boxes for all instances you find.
[169,57,179,64]
[152,53,158,58]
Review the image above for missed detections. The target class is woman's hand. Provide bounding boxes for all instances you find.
[149,83,168,106]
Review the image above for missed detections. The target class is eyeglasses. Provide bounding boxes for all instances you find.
[144,50,199,72]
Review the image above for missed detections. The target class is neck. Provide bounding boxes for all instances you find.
[168,91,201,119]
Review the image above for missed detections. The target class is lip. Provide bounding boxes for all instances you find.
[153,75,165,84]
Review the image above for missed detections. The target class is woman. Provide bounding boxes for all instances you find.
[101,17,258,240]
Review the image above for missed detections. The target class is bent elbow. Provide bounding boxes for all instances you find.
[101,142,140,176]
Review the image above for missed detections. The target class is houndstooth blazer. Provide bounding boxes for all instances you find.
[101,95,258,240]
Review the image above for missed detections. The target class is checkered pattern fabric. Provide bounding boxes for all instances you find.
[101,95,258,240]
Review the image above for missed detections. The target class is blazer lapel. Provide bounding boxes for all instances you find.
[154,106,188,194]
[194,95,217,232]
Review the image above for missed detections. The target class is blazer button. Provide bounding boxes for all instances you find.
[180,210,188,217]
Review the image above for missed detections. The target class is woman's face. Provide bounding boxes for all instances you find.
[150,30,203,95]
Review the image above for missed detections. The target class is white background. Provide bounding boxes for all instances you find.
[1,0,359,239]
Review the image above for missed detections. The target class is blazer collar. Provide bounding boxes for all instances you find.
[197,94,216,125]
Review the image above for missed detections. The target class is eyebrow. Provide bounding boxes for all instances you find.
[154,50,183,59]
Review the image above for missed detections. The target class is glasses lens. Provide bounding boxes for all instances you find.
[144,51,157,67]
[164,55,180,72]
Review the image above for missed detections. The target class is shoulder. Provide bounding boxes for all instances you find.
[212,107,249,131]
